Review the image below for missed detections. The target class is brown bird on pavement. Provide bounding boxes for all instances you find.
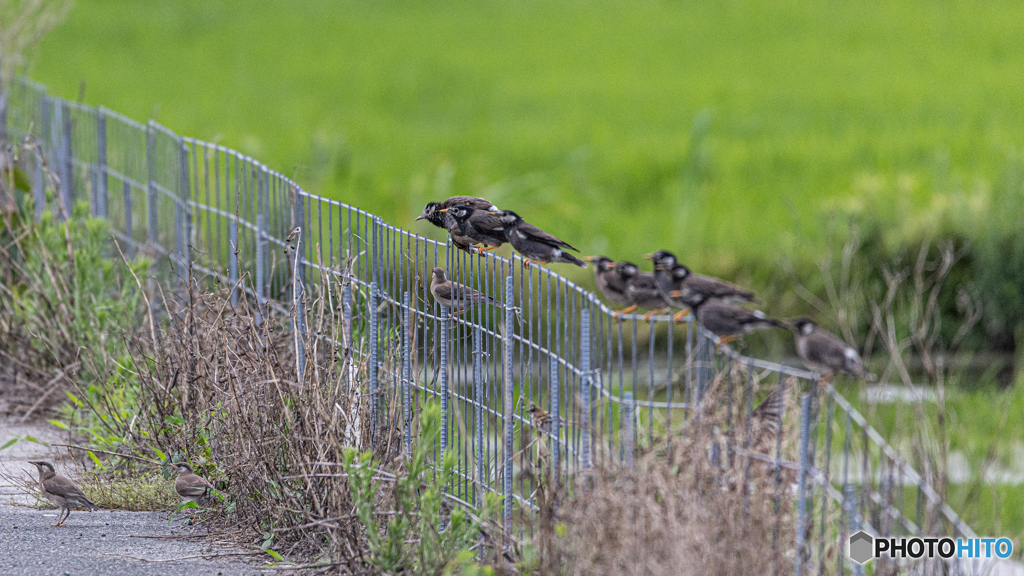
[174,462,216,506]
[28,461,99,526]
[429,267,503,314]
[790,318,873,382]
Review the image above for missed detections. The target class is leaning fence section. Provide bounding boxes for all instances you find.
[3,76,993,575]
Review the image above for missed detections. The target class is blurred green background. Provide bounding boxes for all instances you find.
[27,0,1024,356]
[31,0,1024,266]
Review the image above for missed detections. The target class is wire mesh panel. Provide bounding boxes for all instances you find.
[4,75,996,575]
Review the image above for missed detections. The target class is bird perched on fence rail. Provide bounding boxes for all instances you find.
[647,250,757,322]
[28,461,99,526]
[495,210,587,269]
[585,255,631,310]
[444,205,507,253]
[415,196,498,253]
[789,318,873,382]
[695,301,787,348]
[174,462,216,506]
[430,267,503,314]
[614,261,669,321]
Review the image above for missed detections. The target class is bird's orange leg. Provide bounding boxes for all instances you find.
[672,308,692,322]
[53,508,67,526]
[715,335,739,348]
[476,245,499,254]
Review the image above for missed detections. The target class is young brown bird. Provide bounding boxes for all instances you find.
[647,250,757,322]
[429,267,503,314]
[174,462,216,506]
[444,205,507,253]
[415,196,499,252]
[28,460,99,526]
[529,402,551,432]
[614,261,670,321]
[790,318,873,382]
[585,256,631,308]
[495,210,587,269]
[695,301,787,347]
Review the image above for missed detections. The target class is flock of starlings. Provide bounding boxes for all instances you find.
[416,195,872,382]
[24,194,869,527]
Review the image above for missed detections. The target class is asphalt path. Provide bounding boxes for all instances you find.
[0,418,266,576]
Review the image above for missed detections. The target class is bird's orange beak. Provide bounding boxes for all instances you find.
[643,253,654,259]
[438,208,448,213]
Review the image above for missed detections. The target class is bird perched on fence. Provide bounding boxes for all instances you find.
[695,301,787,348]
[28,461,99,527]
[647,250,757,322]
[444,205,507,253]
[174,462,216,506]
[789,318,873,382]
[748,377,791,453]
[430,267,503,314]
[584,256,631,310]
[495,210,587,269]
[529,402,551,433]
[415,196,498,253]
[614,261,669,321]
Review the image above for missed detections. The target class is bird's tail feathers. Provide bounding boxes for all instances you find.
[563,253,588,268]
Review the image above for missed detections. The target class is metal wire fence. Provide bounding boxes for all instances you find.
[3,76,996,575]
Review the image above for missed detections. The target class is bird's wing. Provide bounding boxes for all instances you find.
[176,474,214,497]
[443,195,498,211]
[45,476,97,508]
[467,211,505,234]
[689,274,755,300]
[517,222,579,251]
[806,331,851,369]
[431,280,453,302]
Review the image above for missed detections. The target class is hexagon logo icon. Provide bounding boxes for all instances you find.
[849,531,874,564]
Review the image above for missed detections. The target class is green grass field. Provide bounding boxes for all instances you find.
[28,0,1024,274]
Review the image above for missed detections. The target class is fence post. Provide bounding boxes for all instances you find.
[794,393,812,576]
[229,220,238,308]
[440,304,450,472]
[123,181,133,258]
[33,148,44,221]
[177,139,192,264]
[96,109,107,217]
[291,191,307,383]
[343,282,353,360]
[403,291,413,459]
[580,308,592,469]
[474,325,485,502]
[369,281,379,439]
[58,100,73,220]
[255,167,265,306]
[845,485,864,576]
[145,121,157,248]
[549,355,560,476]
[623,392,634,467]
[502,275,514,534]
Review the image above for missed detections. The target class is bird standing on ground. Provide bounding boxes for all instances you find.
[174,463,215,506]
[415,196,498,253]
[789,318,873,382]
[444,205,507,253]
[495,210,587,269]
[695,301,787,347]
[614,261,669,321]
[430,267,503,314]
[647,250,757,322]
[585,256,631,308]
[28,461,99,526]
